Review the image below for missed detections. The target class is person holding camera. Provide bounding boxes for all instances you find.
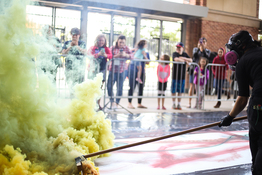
[219,30,262,175]
[107,35,133,109]
[188,37,211,108]
[40,25,62,83]
[88,34,112,110]
[62,28,87,95]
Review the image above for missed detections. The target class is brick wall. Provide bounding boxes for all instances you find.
[185,20,258,55]
[182,0,259,91]
[184,19,258,91]
[201,20,259,53]
[184,19,202,57]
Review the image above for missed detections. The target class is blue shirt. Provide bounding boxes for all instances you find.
[134,48,146,59]
[130,52,150,71]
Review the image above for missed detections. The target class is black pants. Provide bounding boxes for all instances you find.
[248,96,262,175]
[128,64,145,104]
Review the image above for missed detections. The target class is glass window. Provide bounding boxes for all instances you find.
[140,19,161,60]
[140,19,160,39]
[162,21,181,56]
[87,12,111,49]
[55,9,81,43]
[113,15,135,48]
[26,5,52,34]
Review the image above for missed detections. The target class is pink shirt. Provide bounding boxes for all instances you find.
[157,64,170,83]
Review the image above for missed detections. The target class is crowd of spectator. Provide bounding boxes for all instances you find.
[45,27,235,110]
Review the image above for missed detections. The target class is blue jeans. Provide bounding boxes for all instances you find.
[213,78,225,99]
[107,71,125,104]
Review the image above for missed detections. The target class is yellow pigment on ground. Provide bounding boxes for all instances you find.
[0,0,114,174]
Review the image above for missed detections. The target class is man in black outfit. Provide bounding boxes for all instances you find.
[219,30,262,175]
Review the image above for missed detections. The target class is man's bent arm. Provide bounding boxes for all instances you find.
[229,96,249,117]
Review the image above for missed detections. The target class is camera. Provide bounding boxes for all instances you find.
[199,38,203,44]
[119,48,123,53]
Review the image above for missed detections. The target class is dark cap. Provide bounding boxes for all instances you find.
[176,42,184,48]
[199,37,207,42]
[70,28,80,35]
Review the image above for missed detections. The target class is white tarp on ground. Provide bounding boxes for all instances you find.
[95,130,250,175]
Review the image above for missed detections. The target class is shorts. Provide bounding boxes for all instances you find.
[158,81,167,91]
[158,81,167,95]
[189,74,194,84]
[135,61,141,67]
[171,79,185,93]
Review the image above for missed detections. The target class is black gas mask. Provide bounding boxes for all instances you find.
[224,31,253,71]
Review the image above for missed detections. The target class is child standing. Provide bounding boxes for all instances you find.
[193,57,209,109]
[134,40,149,84]
[157,55,171,110]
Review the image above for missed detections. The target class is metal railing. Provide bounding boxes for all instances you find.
[44,55,238,110]
[203,63,238,108]
[102,58,200,108]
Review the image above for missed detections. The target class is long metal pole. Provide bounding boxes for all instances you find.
[83,115,247,158]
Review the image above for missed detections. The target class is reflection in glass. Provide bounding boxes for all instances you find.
[87,12,111,49]
[162,21,181,56]
[26,5,52,34]
[113,15,135,48]
[55,9,81,42]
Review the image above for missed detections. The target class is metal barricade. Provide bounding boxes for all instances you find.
[103,58,201,109]
[203,63,238,108]
[37,54,239,110]
[55,54,100,98]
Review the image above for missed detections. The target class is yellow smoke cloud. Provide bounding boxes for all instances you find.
[0,0,114,174]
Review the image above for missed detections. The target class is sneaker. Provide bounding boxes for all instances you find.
[157,106,160,110]
[162,106,166,110]
[211,88,216,95]
[176,104,182,110]
[172,103,176,109]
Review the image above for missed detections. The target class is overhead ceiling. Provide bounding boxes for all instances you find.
[33,0,208,20]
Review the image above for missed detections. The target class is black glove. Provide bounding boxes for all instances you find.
[218,114,235,127]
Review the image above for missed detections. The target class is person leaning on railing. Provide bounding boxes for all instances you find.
[61,28,87,97]
[41,25,62,83]
[87,34,112,110]
[172,42,192,110]
[107,35,133,109]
